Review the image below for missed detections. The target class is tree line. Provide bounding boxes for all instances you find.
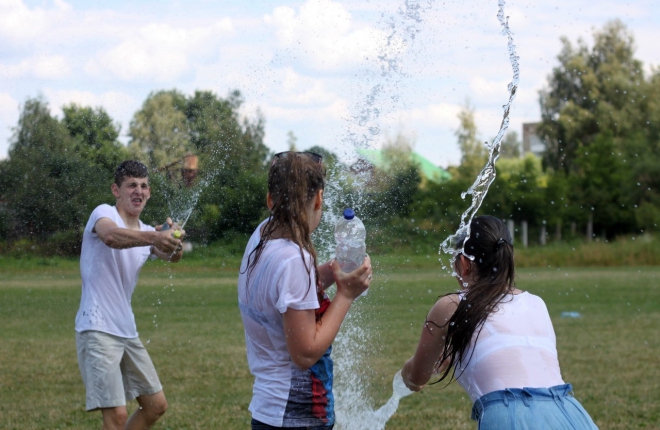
[405,20,660,248]
[0,19,658,256]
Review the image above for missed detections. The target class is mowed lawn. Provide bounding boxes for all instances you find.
[0,258,658,429]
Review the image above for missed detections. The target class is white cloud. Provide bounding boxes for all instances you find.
[44,89,134,111]
[469,76,511,104]
[246,98,349,123]
[269,68,341,106]
[377,103,461,132]
[0,92,20,126]
[0,0,73,49]
[0,92,20,160]
[0,0,50,47]
[264,0,402,72]
[0,55,72,79]
[84,19,235,82]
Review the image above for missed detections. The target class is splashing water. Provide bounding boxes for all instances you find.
[439,0,520,267]
[155,174,214,230]
[149,165,217,332]
[316,1,520,429]
[308,2,437,430]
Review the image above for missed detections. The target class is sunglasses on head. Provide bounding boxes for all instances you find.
[272,151,323,166]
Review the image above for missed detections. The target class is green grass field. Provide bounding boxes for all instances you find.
[0,257,658,429]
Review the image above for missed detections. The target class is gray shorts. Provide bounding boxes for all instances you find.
[76,330,163,411]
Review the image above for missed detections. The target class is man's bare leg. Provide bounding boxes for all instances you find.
[101,406,128,430]
[125,391,168,430]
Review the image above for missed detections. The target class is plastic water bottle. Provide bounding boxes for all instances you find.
[334,208,366,273]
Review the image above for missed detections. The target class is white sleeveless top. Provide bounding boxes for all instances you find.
[455,292,565,402]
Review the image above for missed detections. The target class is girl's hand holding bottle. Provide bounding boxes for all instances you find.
[330,255,373,300]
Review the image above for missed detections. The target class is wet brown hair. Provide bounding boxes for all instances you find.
[244,153,326,292]
[114,160,148,186]
[432,215,516,384]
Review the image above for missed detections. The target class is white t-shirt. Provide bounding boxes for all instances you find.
[456,292,565,402]
[238,220,335,427]
[75,204,154,338]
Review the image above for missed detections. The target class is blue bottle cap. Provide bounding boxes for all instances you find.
[343,208,355,220]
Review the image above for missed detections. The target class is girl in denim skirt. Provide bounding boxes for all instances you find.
[400,215,598,429]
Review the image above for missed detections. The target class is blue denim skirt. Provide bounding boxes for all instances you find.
[471,384,598,429]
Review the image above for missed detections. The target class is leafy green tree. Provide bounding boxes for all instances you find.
[62,104,127,172]
[126,89,271,240]
[628,69,660,232]
[538,20,660,235]
[481,154,547,228]
[538,20,646,173]
[499,131,521,159]
[566,132,634,237]
[184,90,270,239]
[0,98,109,250]
[456,101,488,179]
[409,175,472,242]
[358,133,422,224]
[305,145,341,172]
[128,90,192,170]
[543,172,570,240]
[287,131,298,151]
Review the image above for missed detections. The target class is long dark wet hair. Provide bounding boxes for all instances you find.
[432,215,516,384]
[243,152,326,292]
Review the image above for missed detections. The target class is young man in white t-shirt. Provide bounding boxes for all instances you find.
[75,160,185,430]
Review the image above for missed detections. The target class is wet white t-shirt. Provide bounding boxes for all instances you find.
[456,292,565,402]
[75,204,154,338]
[238,220,335,427]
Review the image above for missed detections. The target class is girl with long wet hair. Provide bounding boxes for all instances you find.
[238,151,373,429]
[401,215,598,429]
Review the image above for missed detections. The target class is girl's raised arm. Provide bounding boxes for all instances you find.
[402,294,459,391]
[283,257,372,369]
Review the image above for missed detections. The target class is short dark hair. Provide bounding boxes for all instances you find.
[114,160,149,186]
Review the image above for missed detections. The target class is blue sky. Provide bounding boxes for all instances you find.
[1,0,658,167]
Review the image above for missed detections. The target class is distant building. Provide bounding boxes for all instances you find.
[522,122,546,157]
[355,148,451,184]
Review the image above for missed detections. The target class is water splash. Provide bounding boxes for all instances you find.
[373,370,415,425]
[316,1,520,428]
[439,0,519,267]
[156,174,214,229]
[313,2,436,430]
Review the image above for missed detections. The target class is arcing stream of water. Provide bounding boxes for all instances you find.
[309,2,437,429]
[439,0,520,267]
[323,1,520,428]
[148,166,217,336]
